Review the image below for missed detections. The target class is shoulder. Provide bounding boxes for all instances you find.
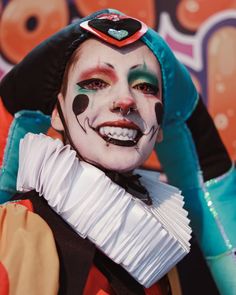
[0,199,60,294]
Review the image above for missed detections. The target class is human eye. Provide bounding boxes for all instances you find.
[77,78,109,90]
[133,82,159,95]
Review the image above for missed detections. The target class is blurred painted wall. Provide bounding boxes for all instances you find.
[0,0,236,169]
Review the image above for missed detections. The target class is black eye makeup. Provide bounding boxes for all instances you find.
[128,68,160,96]
[133,82,159,95]
[77,78,109,91]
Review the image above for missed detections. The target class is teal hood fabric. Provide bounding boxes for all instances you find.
[142,29,198,126]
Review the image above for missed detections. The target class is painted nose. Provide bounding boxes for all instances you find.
[111,97,137,115]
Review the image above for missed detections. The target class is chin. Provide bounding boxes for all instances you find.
[94,151,145,173]
[100,162,138,173]
[76,135,153,172]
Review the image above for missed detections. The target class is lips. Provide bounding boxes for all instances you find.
[95,120,142,147]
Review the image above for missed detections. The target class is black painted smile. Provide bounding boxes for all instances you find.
[94,120,143,147]
[100,135,141,147]
[72,93,159,147]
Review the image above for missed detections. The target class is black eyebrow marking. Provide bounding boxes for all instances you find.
[105,63,114,69]
[130,64,142,70]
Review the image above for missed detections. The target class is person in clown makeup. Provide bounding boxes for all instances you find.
[0,8,235,295]
[53,37,163,173]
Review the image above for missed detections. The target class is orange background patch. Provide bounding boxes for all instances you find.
[0,0,236,169]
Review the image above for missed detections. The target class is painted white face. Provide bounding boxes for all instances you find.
[55,38,163,172]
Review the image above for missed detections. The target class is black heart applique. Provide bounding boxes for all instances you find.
[88,18,142,41]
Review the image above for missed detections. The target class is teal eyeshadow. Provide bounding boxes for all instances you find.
[75,83,95,93]
[128,69,158,87]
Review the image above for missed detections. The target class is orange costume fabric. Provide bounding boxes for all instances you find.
[0,199,172,295]
[0,201,59,295]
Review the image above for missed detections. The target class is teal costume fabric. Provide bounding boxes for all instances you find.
[156,118,236,295]
[0,8,235,294]
[0,110,50,203]
[143,21,236,295]
[204,168,236,295]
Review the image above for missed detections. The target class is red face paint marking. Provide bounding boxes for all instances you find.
[98,120,140,130]
[79,65,118,83]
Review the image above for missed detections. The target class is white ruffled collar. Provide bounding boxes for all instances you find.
[17,133,191,287]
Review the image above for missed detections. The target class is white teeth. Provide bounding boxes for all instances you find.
[100,127,105,136]
[99,126,138,141]
[122,128,127,136]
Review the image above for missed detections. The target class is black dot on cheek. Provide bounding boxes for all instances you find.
[72,94,89,116]
[155,102,163,125]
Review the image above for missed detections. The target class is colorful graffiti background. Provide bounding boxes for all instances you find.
[0,0,236,169]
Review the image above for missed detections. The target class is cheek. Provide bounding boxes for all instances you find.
[72,94,89,116]
[155,102,163,125]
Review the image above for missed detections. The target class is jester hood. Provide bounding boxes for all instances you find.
[0,8,198,127]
